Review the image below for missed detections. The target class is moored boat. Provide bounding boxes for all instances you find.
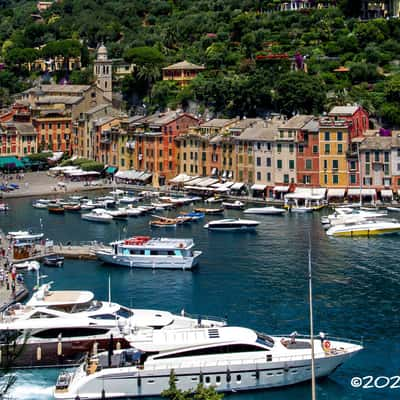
[43,255,64,267]
[53,326,362,399]
[81,209,114,223]
[222,200,244,209]
[244,206,285,215]
[204,218,259,231]
[194,207,224,215]
[326,219,400,237]
[95,236,202,269]
[48,204,65,214]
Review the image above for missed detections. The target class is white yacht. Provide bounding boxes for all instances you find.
[321,207,387,226]
[0,282,224,368]
[204,218,259,231]
[222,200,244,209]
[326,219,400,237]
[54,326,362,399]
[7,230,44,242]
[244,206,285,215]
[81,209,114,223]
[95,236,202,270]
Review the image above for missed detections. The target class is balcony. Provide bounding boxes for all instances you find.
[346,150,358,159]
[126,141,135,149]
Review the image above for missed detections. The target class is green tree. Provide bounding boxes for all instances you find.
[275,72,326,115]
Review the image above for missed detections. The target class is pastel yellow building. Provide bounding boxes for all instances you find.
[319,117,350,187]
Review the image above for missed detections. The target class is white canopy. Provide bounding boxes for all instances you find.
[197,178,219,187]
[115,170,152,181]
[381,189,393,198]
[327,188,346,198]
[347,188,376,197]
[273,185,290,192]
[169,173,196,184]
[230,182,245,190]
[251,184,267,191]
[285,187,326,200]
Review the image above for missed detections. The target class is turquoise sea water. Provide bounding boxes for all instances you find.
[1,195,400,400]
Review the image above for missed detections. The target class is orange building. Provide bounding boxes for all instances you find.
[128,111,199,185]
[94,116,121,167]
[162,61,205,87]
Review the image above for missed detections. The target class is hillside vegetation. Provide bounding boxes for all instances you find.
[1,0,400,125]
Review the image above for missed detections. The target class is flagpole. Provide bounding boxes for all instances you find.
[308,245,316,400]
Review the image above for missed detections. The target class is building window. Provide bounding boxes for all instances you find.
[374,151,379,162]
[303,175,311,184]
[383,178,391,186]
[266,158,271,167]
[384,151,389,162]
[350,161,356,170]
[159,162,163,171]
[363,177,373,185]
[48,123,52,129]
[41,123,45,130]
[256,172,261,181]
[289,160,295,169]
[332,175,339,184]
[283,174,289,184]
[256,157,261,166]
[332,159,338,170]
[324,132,330,141]
[305,159,312,170]
[289,144,294,153]
[323,159,328,169]
[365,164,370,175]
[267,143,271,151]
[324,174,328,184]
[298,144,304,153]
[312,145,318,154]
[277,159,282,169]
[324,144,330,154]
[365,152,370,162]
[350,174,356,184]
[121,158,125,167]
[267,172,271,181]
[337,131,343,141]
[277,144,282,153]
[337,144,343,154]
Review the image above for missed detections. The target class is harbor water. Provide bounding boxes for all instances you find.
[1,195,400,400]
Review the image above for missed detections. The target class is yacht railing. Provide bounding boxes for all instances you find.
[274,333,363,346]
[179,312,227,326]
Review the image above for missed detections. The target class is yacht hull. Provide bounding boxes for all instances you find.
[54,351,357,399]
[96,250,201,270]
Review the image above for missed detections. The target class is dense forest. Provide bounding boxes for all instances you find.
[1,0,400,126]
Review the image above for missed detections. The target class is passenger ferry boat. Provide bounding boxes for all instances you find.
[54,326,362,399]
[95,236,202,270]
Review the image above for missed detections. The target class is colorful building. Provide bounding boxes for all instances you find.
[318,117,351,188]
[0,122,37,157]
[162,61,205,88]
[94,116,121,167]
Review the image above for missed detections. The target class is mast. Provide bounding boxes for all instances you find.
[308,245,316,400]
[108,275,111,306]
[357,142,362,207]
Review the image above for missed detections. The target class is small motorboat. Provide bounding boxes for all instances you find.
[222,200,245,210]
[244,206,285,215]
[179,212,205,221]
[194,207,224,215]
[104,209,128,220]
[14,260,40,271]
[290,206,313,213]
[43,255,64,267]
[48,204,65,214]
[64,203,81,212]
[205,196,223,203]
[149,217,177,228]
[125,206,143,217]
[119,196,140,204]
[32,201,48,209]
[387,206,400,212]
[0,203,9,211]
[82,209,113,223]
[204,218,259,231]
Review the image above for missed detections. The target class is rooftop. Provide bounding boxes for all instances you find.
[329,106,360,116]
[200,118,238,129]
[359,136,392,151]
[144,111,196,126]
[35,96,83,105]
[239,121,279,141]
[279,115,313,130]
[162,60,205,71]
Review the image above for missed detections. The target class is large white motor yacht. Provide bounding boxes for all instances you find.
[0,282,224,368]
[95,236,202,270]
[54,326,362,399]
[326,219,400,237]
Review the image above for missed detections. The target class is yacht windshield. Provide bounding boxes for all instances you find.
[256,333,275,348]
[116,307,133,318]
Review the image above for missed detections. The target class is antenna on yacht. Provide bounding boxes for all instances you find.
[308,237,316,400]
[108,275,111,306]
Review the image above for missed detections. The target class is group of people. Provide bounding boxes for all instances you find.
[0,266,23,296]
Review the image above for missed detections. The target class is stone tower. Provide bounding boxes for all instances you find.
[94,43,112,101]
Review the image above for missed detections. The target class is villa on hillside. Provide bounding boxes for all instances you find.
[162,61,205,87]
